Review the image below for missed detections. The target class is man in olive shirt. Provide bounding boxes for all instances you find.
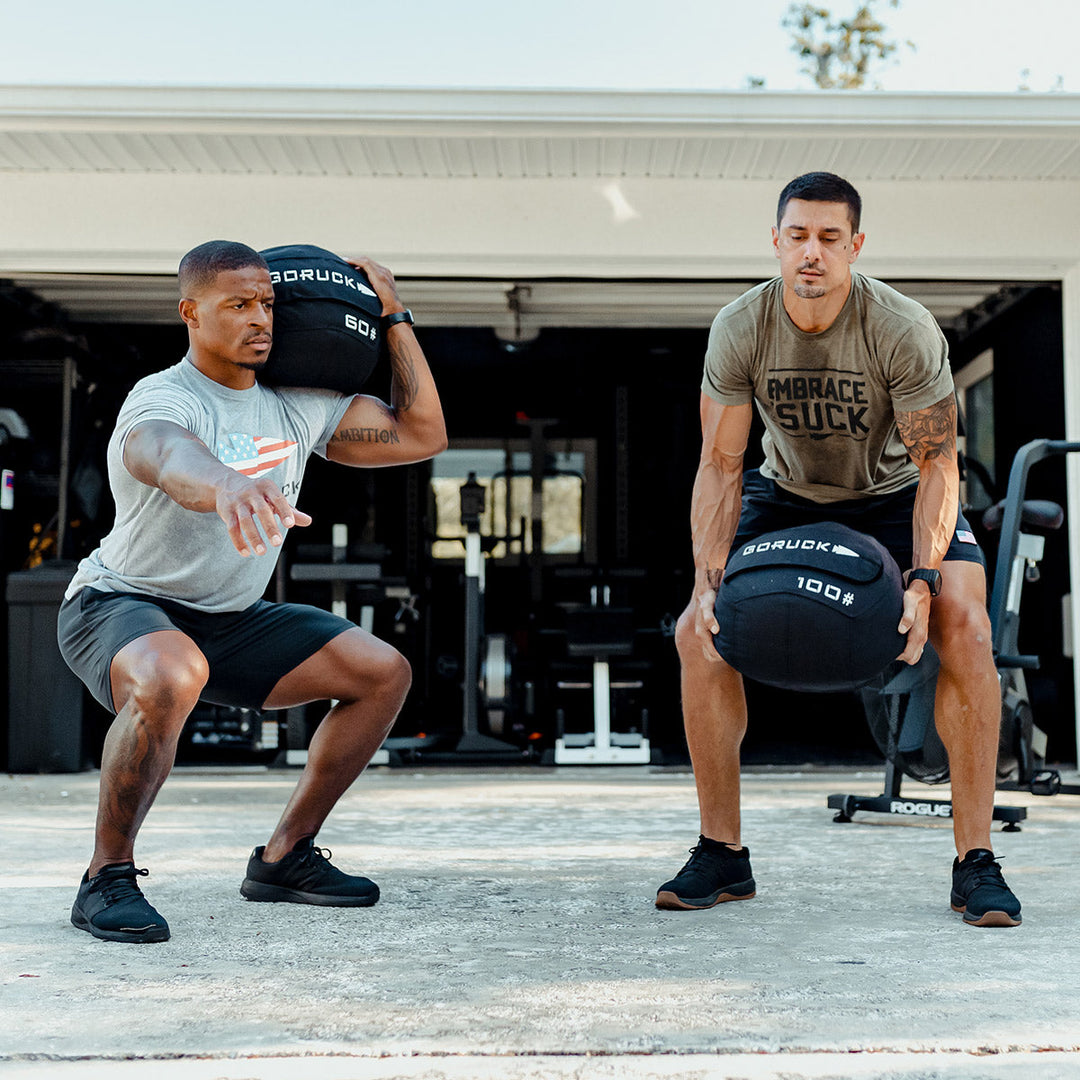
[658,172,1021,927]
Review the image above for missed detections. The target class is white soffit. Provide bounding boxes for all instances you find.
[1,86,1079,181]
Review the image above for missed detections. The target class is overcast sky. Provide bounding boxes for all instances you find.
[0,0,1075,93]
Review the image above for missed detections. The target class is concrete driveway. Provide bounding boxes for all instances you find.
[2,765,1079,1079]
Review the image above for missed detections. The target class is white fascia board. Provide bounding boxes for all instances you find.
[1,85,1080,137]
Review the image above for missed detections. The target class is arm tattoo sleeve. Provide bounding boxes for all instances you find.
[388,335,420,413]
[895,395,957,464]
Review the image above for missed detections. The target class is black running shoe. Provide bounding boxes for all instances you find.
[70,863,170,943]
[950,848,1022,927]
[656,836,756,910]
[240,837,379,907]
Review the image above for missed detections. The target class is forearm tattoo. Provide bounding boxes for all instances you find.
[389,336,420,413]
[896,396,957,463]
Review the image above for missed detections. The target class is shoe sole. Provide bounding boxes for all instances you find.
[71,909,170,943]
[655,882,756,911]
[951,902,1022,927]
[240,880,379,907]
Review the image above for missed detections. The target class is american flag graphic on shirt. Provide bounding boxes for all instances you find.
[216,432,298,478]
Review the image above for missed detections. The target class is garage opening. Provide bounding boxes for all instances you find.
[0,274,1071,770]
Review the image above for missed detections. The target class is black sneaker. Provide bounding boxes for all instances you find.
[950,848,1022,927]
[656,836,756,910]
[240,837,379,907]
[70,863,170,943]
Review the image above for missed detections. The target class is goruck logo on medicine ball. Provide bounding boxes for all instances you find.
[257,244,383,393]
[712,522,906,692]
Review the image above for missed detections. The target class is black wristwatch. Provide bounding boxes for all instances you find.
[906,568,942,596]
[383,309,414,329]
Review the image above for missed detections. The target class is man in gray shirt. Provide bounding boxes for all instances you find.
[59,240,446,942]
[657,173,1021,927]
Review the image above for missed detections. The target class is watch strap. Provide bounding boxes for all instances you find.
[907,568,942,596]
[383,309,414,329]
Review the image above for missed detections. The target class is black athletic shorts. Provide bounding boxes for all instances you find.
[57,587,354,714]
[732,469,985,575]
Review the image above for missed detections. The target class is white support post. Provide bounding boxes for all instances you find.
[1062,264,1080,766]
[331,523,348,620]
[592,660,611,754]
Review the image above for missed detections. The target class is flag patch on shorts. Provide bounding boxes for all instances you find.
[956,529,977,545]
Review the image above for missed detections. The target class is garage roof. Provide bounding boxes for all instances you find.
[3,85,1080,181]
[2,85,1079,330]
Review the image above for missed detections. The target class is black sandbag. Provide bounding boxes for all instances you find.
[713,522,907,692]
[258,244,383,392]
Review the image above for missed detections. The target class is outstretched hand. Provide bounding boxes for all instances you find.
[215,474,311,557]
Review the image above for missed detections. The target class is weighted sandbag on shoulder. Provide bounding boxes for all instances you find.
[257,244,383,393]
[713,522,906,692]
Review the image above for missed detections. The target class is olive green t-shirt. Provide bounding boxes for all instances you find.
[701,273,954,504]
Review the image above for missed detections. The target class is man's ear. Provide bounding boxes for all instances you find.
[849,231,865,264]
[771,225,780,260]
[179,297,199,328]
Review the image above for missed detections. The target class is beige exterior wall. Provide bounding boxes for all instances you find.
[2,172,1079,283]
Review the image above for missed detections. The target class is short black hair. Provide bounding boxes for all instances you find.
[178,240,268,297]
[776,172,862,235]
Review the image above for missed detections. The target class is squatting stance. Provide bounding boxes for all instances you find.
[59,241,446,943]
[658,172,1020,927]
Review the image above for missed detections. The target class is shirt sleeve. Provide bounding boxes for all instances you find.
[114,380,208,458]
[886,314,954,413]
[276,386,353,459]
[701,308,755,406]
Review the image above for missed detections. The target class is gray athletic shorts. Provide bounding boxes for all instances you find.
[57,587,354,714]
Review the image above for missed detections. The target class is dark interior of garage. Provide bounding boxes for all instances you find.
[0,278,1073,774]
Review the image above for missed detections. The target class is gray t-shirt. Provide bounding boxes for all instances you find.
[65,357,352,612]
[701,273,954,503]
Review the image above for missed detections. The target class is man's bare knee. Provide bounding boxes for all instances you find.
[335,636,412,705]
[932,598,994,672]
[370,645,412,700]
[113,637,208,722]
[675,606,709,662]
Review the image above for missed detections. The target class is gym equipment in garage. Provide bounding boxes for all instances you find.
[180,702,279,761]
[985,439,1080,797]
[456,472,522,756]
[828,648,1026,831]
[829,437,1080,827]
[552,577,651,765]
[284,524,404,766]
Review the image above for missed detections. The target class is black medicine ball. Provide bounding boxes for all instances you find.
[712,522,907,692]
[257,244,383,393]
